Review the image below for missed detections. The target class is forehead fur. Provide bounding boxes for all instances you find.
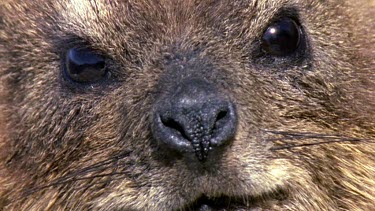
[3,0,371,65]
[1,0,333,47]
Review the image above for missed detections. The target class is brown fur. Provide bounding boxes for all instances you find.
[0,0,374,210]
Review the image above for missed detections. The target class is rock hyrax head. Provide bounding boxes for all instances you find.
[0,0,374,210]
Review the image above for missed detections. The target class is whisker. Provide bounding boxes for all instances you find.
[20,171,130,200]
[270,138,367,151]
[260,130,372,150]
[21,151,131,197]
[264,130,347,139]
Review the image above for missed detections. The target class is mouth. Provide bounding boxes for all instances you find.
[180,190,287,211]
[183,195,249,211]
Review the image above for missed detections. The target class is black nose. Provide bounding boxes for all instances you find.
[151,79,237,161]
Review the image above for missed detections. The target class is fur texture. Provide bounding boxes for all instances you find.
[0,0,374,210]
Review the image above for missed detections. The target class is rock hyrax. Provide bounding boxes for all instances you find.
[0,0,374,210]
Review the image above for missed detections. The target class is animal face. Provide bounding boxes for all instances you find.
[0,0,374,210]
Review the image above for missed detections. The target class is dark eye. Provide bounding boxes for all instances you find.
[64,48,107,83]
[261,18,301,56]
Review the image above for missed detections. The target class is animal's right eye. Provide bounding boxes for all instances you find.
[64,48,108,83]
[261,18,301,56]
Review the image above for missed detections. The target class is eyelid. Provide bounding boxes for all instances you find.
[64,47,108,84]
[67,48,105,65]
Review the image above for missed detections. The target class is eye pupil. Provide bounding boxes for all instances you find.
[65,48,107,83]
[261,19,301,56]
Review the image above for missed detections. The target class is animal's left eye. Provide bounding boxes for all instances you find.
[261,18,301,56]
[64,48,107,83]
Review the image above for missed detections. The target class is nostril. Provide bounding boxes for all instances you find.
[161,117,189,140]
[216,110,228,122]
[213,109,228,131]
